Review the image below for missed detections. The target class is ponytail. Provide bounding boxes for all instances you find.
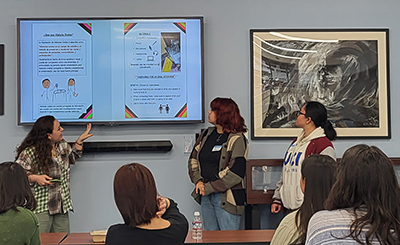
[304,101,337,141]
[322,121,337,141]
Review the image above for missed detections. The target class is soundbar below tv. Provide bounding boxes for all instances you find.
[18,17,204,125]
[82,140,173,153]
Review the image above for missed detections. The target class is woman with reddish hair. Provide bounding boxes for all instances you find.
[188,97,248,230]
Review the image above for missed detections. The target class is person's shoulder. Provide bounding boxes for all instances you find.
[286,209,299,218]
[205,127,215,134]
[105,224,132,244]
[16,206,32,212]
[108,223,128,232]
[309,209,349,226]
[9,207,39,227]
[308,210,333,237]
[16,207,36,218]
[106,223,136,239]
[311,136,333,145]
[57,139,70,148]
[198,127,214,140]
[228,131,247,142]
[309,136,335,155]
[311,209,339,217]
[307,209,354,243]
[20,146,35,154]
[237,132,248,141]
[279,210,298,226]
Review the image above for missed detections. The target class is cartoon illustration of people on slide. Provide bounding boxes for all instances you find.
[40,78,52,101]
[67,78,79,101]
[157,104,171,114]
[52,83,67,102]
[40,78,79,102]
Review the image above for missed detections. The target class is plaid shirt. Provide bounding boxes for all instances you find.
[16,139,82,215]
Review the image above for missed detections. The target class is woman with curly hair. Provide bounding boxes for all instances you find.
[15,115,93,233]
[188,97,248,230]
[306,144,400,244]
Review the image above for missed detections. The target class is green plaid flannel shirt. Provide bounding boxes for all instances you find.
[16,140,82,215]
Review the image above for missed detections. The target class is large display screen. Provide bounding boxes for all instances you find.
[18,17,204,125]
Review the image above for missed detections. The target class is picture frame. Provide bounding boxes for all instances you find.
[250,29,390,139]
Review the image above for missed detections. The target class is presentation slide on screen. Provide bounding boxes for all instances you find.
[32,23,93,120]
[124,22,187,119]
[19,18,203,124]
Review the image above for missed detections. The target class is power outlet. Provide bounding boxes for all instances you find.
[183,135,195,154]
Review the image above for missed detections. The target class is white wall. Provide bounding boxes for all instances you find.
[1,0,400,232]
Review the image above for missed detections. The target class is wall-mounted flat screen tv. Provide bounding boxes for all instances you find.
[18,17,204,125]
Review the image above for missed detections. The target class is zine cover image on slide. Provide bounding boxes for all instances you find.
[161,32,181,73]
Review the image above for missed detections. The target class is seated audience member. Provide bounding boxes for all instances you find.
[0,162,40,245]
[106,163,188,245]
[271,155,337,245]
[306,144,400,245]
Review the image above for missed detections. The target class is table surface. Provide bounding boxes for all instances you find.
[57,230,275,245]
[185,229,275,244]
[60,233,100,245]
[40,233,68,245]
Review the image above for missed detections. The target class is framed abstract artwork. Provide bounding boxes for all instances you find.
[250,29,390,139]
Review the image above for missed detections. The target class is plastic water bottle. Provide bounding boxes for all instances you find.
[192,211,203,240]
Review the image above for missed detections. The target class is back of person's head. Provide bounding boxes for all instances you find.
[113,163,158,227]
[0,162,36,214]
[304,101,336,141]
[210,97,247,133]
[325,144,400,244]
[295,155,337,243]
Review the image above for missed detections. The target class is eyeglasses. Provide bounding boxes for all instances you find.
[295,111,306,117]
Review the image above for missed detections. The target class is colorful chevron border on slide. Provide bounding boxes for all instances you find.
[79,105,93,119]
[173,22,186,33]
[175,103,187,117]
[124,23,138,35]
[125,105,138,118]
[77,23,92,35]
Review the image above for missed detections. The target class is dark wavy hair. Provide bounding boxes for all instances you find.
[0,162,36,214]
[325,144,400,245]
[294,155,337,244]
[304,101,337,141]
[210,97,247,133]
[114,163,158,227]
[15,115,55,175]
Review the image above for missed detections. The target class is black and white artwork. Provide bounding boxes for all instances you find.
[251,30,390,139]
